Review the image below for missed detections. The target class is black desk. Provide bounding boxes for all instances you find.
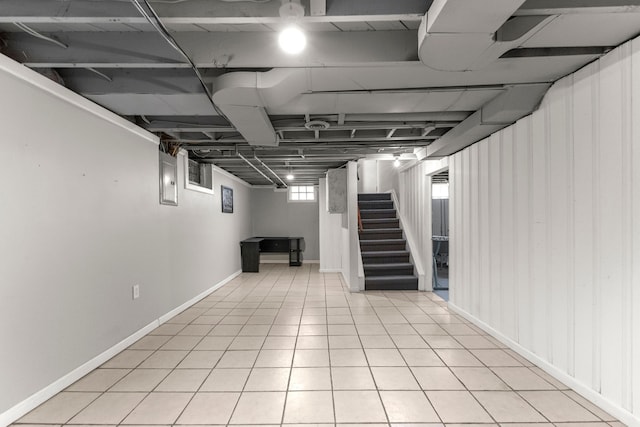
[240,237,305,272]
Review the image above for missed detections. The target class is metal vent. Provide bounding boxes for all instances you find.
[432,171,449,184]
[304,120,330,130]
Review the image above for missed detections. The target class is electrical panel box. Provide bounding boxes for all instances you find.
[159,152,178,206]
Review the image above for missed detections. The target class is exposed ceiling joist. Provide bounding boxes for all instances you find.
[2,0,638,185]
[145,122,453,133]
[0,14,424,27]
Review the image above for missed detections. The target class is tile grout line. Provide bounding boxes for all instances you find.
[279,265,306,426]
[15,264,620,427]
[168,269,271,425]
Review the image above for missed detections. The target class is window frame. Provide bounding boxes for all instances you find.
[287,185,317,202]
[184,156,214,195]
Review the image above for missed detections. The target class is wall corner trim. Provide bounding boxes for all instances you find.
[212,165,252,188]
[448,303,640,427]
[0,54,158,146]
[0,269,241,427]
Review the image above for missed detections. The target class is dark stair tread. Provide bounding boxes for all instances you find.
[364,262,414,269]
[358,193,392,200]
[359,209,397,219]
[358,200,393,209]
[361,250,410,257]
[359,233,403,241]
[364,264,415,276]
[360,245,407,252]
[365,275,418,290]
[365,274,417,280]
[360,239,406,244]
[361,220,400,230]
[359,202,393,205]
[358,194,415,291]
[360,244,407,250]
[359,232,403,239]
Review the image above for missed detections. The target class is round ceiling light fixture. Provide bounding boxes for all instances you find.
[279,26,306,54]
[394,156,401,168]
[286,173,294,180]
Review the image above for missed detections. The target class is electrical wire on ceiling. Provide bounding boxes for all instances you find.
[129,0,234,129]
[254,155,288,188]
[87,0,272,3]
[85,67,113,82]
[148,0,272,2]
[13,22,68,49]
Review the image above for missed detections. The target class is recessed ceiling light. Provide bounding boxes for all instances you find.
[279,26,306,54]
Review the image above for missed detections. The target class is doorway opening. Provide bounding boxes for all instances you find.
[432,170,449,300]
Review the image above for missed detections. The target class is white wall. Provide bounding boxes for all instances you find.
[377,160,401,194]
[0,55,252,422]
[448,37,640,426]
[357,159,378,193]
[398,162,433,290]
[356,159,402,195]
[250,188,320,260]
[341,162,361,291]
[318,178,342,272]
[325,162,361,291]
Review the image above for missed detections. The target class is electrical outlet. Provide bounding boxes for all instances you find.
[132,284,140,300]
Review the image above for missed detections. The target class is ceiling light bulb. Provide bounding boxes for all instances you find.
[287,174,294,180]
[394,158,401,168]
[279,26,306,54]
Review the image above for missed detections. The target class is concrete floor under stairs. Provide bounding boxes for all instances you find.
[358,193,418,290]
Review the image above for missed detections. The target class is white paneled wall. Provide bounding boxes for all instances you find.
[318,178,343,272]
[398,162,432,290]
[449,37,640,425]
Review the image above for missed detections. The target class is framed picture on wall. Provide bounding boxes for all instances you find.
[221,185,233,213]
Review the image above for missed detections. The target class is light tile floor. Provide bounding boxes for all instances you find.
[14,264,622,426]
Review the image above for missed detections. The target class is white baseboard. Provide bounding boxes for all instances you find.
[0,321,156,427]
[260,260,320,264]
[319,268,342,273]
[0,270,241,427]
[448,302,640,427]
[158,270,241,324]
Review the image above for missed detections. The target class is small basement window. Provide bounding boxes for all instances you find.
[184,157,214,194]
[432,182,449,199]
[288,185,316,202]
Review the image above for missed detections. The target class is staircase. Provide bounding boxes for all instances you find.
[358,193,418,290]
